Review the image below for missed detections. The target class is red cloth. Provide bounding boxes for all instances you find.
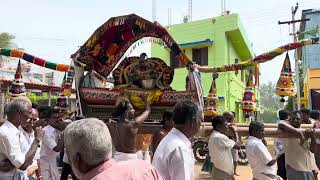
[34,57,46,67]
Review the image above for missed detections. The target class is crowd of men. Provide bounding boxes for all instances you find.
[208,108,320,180]
[1,96,320,180]
[0,97,202,180]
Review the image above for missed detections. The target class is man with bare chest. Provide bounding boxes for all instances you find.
[109,97,151,161]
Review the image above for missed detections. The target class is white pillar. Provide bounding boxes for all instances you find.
[48,90,52,106]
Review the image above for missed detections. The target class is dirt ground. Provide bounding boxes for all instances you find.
[195,163,252,180]
[195,163,320,180]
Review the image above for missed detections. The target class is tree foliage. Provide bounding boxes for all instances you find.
[0,33,16,48]
[259,82,285,123]
[27,92,57,107]
[260,82,284,111]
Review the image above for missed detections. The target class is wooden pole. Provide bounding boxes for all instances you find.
[132,122,318,138]
[48,90,51,106]
[202,122,314,128]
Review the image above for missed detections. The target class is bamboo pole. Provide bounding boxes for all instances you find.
[202,122,314,128]
[134,122,318,138]
[201,126,320,138]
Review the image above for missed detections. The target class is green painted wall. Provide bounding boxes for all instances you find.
[152,14,257,123]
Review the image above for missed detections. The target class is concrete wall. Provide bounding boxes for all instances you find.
[152,14,256,122]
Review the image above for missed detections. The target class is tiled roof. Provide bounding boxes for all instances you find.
[0,78,62,92]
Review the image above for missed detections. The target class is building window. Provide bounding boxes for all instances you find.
[235,58,239,75]
[170,51,184,69]
[241,71,245,83]
[192,47,208,66]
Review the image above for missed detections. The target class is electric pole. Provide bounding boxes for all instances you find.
[152,0,157,22]
[188,0,192,21]
[221,0,226,16]
[278,2,309,110]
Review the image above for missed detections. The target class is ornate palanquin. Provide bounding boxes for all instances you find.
[73,14,202,122]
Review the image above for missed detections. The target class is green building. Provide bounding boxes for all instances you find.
[152,14,258,122]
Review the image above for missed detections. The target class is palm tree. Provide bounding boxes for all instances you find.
[0,32,16,48]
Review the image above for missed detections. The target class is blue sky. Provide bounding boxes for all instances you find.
[1,0,320,84]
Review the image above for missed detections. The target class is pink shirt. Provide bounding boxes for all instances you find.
[81,159,163,180]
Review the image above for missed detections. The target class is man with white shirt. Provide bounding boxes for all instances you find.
[208,115,240,180]
[274,110,290,180]
[246,121,280,180]
[311,110,320,169]
[152,100,202,180]
[0,98,43,179]
[40,107,65,180]
[223,111,239,176]
[278,111,316,180]
[19,108,42,179]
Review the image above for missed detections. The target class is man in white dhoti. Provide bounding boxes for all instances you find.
[39,108,65,180]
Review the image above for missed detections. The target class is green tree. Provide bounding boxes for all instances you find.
[285,96,294,111]
[0,32,16,48]
[259,82,285,123]
[27,92,57,106]
[260,82,283,110]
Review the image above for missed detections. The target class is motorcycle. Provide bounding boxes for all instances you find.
[192,138,248,165]
[192,138,208,162]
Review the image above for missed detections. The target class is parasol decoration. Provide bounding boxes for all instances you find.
[240,73,256,118]
[275,53,296,102]
[55,73,70,117]
[8,59,27,99]
[204,73,220,117]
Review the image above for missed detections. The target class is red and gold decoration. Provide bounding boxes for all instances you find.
[72,14,192,79]
[8,60,27,99]
[195,37,319,73]
[61,66,75,96]
[240,73,256,118]
[55,73,70,117]
[1,38,318,76]
[204,73,220,117]
[128,90,163,109]
[276,53,296,102]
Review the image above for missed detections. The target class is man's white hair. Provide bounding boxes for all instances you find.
[64,118,112,166]
[5,97,32,116]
